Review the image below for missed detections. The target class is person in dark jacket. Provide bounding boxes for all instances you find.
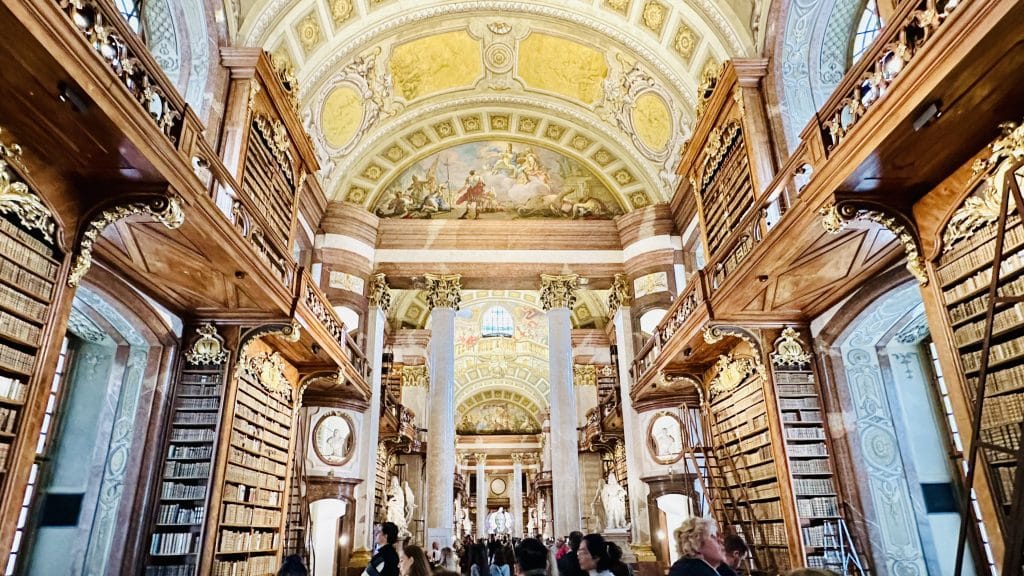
[557,531,586,576]
[667,518,735,576]
[367,522,401,576]
[514,537,550,576]
[606,542,631,576]
[279,554,309,576]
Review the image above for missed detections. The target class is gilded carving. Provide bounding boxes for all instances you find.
[246,81,261,117]
[511,452,525,464]
[540,274,579,310]
[425,273,462,310]
[271,53,300,112]
[943,185,1002,249]
[819,203,845,233]
[473,452,487,465]
[253,114,297,184]
[607,273,632,314]
[367,272,392,312]
[770,327,812,368]
[641,1,668,35]
[400,365,429,388]
[699,122,741,193]
[248,351,292,394]
[0,130,55,243]
[822,202,928,285]
[596,56,676,161]
[574,364,598,387]
[186,323,229,365]
[672,23,698,63]
[69,195,185,286]
[695,60,722,119]
[330,0,354,25]
[295,11,322,55]
[708,353,756,395]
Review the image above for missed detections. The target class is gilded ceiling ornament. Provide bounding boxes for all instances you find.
[487,22,512,35]
[641,1,668,34]
[330,0,353,25]
[607,273,632,314]
[68,195,184,287]
[604,0,630,15]
[702,325,724,344]
[708,353,756,396]
[400,365,429,388]
[574,364,598,386]
[186,323,229,365]
[770,327,812,368]
[424,273,462,310]
[367,272,392,312]
[0,130,55,243]
[672,23,697,62]
[596,55,675,162]
[295,11,322,55]
[540,274,579,310]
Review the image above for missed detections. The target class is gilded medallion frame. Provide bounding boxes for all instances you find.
[646,411,685,465]
[312,410,356,467]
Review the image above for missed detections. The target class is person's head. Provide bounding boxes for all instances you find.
[379,522,399,546]
[400,545,432,576]
[674,517,724,565]
[577,533,611,573]
[722,534,748,569]
[514,538,549,575]
[555,538,565,549]
[567,531,584,552]
[278,554,308,576]
[472,543,489,570]
[606,542,623,563]
[433,542,440,550]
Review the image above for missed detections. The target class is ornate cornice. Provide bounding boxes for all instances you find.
[367,272,392,312]
[69,194,185,286]
[424,273,462,310]
[400,364,429,388]
[540,273,579,310]
[607,273,632,316]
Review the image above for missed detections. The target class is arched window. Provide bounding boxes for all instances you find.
[114,0,142,33]
[851,0,883,64]
[481,306,514,338]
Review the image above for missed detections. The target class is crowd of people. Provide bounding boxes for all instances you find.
[353,518,844,576]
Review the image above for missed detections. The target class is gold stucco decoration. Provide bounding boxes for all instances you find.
[425,273,462,310]
[367,272,392,312]
[604,0,631,15]
[573,364,598,386]
[295,11,322,55]
[641,1,668,35]
[708,353,756,396]
[186,323,229,365]
[400,365,429,388]
[540,274,579,310]
[518,34,608,105]
[330,0,353,26]
[608,273,633,314]
[672,23,698,63]
[388,31,482,101]
[0,129,55,243]
[770,327,812,368]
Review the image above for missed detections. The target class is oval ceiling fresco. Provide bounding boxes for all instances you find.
[371,141,626,219]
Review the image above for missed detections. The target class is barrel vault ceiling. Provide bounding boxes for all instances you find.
[233,0,764,212]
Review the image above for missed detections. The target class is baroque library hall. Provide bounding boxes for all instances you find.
[0,0,1021,575]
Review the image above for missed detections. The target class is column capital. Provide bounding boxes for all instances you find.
[540,274,579,310]
[607,273,632,314]
[425,273,462,310]
[511,452,525,465]
[400,365,429,388]
[458,453,469,469]
[367,272,392,312]
[473,452,487,466]
[573,364,598,387]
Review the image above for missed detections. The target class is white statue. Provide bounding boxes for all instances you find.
[537,496,550,538]
[527,507,537,536]
[454,498,464,539]
[386,476,417,536]
[487,507,513,535]
[600,474,628,530]
[461,508,473,537]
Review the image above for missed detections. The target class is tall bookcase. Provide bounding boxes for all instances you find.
[707,363,790,572]
[696,122,755,256]
[937,209,1024,533]
[211,354,295,576]
[143,347,230,576]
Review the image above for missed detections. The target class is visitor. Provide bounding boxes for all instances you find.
[668,518,735,576]
[554,538,568,561]
[471,542,491,576]
[606,542,631,576]
[557,532,585,576]
[490,548,512,576]
[722,534,748,573]
[367,523,401,576]
[278,554,308,576]
[431,542,443,567]
[576,533,613,576]
[514,537,551,576]
[401,545,434,576]
[438,547,458,573]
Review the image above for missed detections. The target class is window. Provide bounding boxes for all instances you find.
[114,0,142,34]
[481,307,513,338]
[851,0,883,64]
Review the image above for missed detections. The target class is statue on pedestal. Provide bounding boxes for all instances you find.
[386,475,416,536]
[599,474,628,530]
[526,507,537,536]
[487,506,513,535]
[461,508,473,537]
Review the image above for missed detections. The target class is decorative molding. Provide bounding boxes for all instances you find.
[400,365,429,388]
[607,273,632,315]
[367,272,392,312]
[770,327,812,368]
[573,364,598,387]
[540,273,579,310]
[595,57,679,163]
[67,307,107,343]
[253,113,298,184]
[699,120,741,194]
[473,452,487,465]
[185,323,229,365]
[68,195,185,286]
[820,201,928,285]
[708,353,757,396]
[0,128,56,244]
[424,273,462,310]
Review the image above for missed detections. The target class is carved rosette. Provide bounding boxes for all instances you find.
[770,327,812,368]
[186,323,229,365]
[424,273,462,310]
[68,194,185,286]
[367,272,392,312]
[573,364,598,387]
[0,129,56,244]
[400,365,429,388]
[540,274,579,310]
[607,273,632,315]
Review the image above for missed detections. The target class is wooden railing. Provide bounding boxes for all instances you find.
[631,270,710,381]
[295,269,370,381]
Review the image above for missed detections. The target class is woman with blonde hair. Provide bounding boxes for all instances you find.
[667,518,735,576]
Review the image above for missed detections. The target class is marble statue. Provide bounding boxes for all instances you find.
[487,506,513,535]
[461,508,473,537]
[527,506,537,536]
[600,474,628,530]
[386,476,416,536]
[537,496,550,538]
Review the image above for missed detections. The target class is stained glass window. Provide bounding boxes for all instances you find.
[851,0,883,64]
[481,306,514,338]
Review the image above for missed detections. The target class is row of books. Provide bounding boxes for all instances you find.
[217,529,278,554]
[213,556,277,576]
[0,342,34,374]
[222,503,281,526]
[0,230,58,279]
[0,374,27,402]
[0,406,18,434]
[0,257,52,301]
[0,216,52,256]
[164,461,211,479]
[156,504,205,526]
[0,283,47,323]
[150,532,199,556]
[938,223,1024,286]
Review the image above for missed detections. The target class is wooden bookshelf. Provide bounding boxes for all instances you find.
[210,351,296,576]
[142,351,229,576]
[696,123,755,257]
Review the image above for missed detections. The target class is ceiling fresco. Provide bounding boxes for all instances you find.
[232,0,765,209]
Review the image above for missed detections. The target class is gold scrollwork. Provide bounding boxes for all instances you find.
[0,129,55,243]
[68,195,185,286]
[708,353,757,396]
[540,273,579,310]
[253,113,297,184]
[186,323,229,365]
[368,272,392,313]
[400,365,429,388]
[246,351,292,395]
[573,364,598,387]
[607,273,632,315]
[424,273,462,310]
[820,202,928,285]
[770,327,812,368]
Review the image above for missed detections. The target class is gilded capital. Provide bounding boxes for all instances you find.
[540,274,579,310]
[473,452,488,466]
[573,364,598,386]
[607,273,632,314]
[511,452,525,465]
[400,365,429,388]
[367,272,392,312]
[425,273,462,310]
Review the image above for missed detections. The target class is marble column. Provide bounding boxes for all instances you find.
[425,274,461,546]
[610,285,657,571]
[541,273,582,535]
[511,453,525,537]
[355,274,390,558]
[475,453,488,538]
